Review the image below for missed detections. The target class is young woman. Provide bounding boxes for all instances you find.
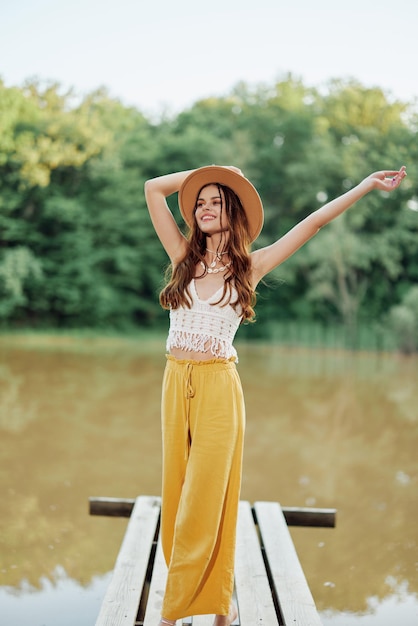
[144,164,406,626]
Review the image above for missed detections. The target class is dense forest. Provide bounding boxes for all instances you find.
[1,77,417,349]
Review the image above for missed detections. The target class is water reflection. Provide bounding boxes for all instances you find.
[0,335,417,625]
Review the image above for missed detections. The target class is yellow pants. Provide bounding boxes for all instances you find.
[160,355,246,620]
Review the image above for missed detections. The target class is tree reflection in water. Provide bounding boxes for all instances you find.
[0,335,417,626]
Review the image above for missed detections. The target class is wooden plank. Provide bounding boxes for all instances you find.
[89,497,335,527]
[254,501,322,626]
[280,506,335,528]
[95,495,160,626]
[234,501,279,626]
[90,497,136,518]
[143,538,167,626]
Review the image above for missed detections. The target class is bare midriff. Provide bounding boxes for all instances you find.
[169,346,223,361]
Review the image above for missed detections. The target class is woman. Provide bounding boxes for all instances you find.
[144,164,406,626]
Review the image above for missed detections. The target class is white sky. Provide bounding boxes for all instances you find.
[1,0,416,117]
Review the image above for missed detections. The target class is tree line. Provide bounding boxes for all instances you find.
[0,76,417,349]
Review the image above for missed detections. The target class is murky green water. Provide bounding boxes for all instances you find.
[0,335,417,625]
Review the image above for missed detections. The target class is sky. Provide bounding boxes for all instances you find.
[1,0,416,117]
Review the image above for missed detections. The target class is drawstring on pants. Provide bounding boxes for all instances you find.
[184,362,195,459]
[185,362,195,399]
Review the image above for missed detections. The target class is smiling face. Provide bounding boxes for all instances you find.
[194,184,229,235]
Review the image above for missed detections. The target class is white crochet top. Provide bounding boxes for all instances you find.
[166,280,242,359]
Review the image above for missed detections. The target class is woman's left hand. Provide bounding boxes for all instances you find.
[368,165,407,191]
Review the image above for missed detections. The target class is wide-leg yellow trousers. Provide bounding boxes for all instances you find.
[160,355,246,620]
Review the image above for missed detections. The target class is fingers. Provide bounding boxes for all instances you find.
[390,165,407,187]
[381,166,406,178]
[378,166,407,189]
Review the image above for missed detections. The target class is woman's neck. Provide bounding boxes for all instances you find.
[205,234,229,252]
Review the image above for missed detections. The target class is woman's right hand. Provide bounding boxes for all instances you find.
[220,165,244,177]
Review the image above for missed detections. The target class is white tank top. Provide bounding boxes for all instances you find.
[166,280,242,359]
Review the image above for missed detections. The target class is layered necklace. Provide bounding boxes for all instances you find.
[200,248,231,274]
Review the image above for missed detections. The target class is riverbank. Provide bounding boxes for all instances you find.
[0,318,402,353]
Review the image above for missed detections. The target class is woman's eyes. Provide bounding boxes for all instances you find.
[197,200,221,209]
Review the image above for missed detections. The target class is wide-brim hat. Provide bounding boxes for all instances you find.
[178,165,264,243]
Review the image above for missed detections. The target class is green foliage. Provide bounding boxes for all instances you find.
[389,286,418,353]
[0,246,42,318]
[0,76,417,347]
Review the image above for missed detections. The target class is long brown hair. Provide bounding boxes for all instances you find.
[159,183,257,322]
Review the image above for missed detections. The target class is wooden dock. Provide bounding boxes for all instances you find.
[89,495,336,626]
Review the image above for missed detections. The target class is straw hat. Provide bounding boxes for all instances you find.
[178,165,264,243]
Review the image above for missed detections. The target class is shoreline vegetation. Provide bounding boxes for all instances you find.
[0,320,409,354]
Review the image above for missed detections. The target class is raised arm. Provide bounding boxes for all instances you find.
[251,166,407,285]
[144,170,194,263]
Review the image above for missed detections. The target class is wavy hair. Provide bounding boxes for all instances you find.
[159,183,257,322]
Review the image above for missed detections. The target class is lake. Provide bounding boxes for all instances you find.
[0,334,417,626]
